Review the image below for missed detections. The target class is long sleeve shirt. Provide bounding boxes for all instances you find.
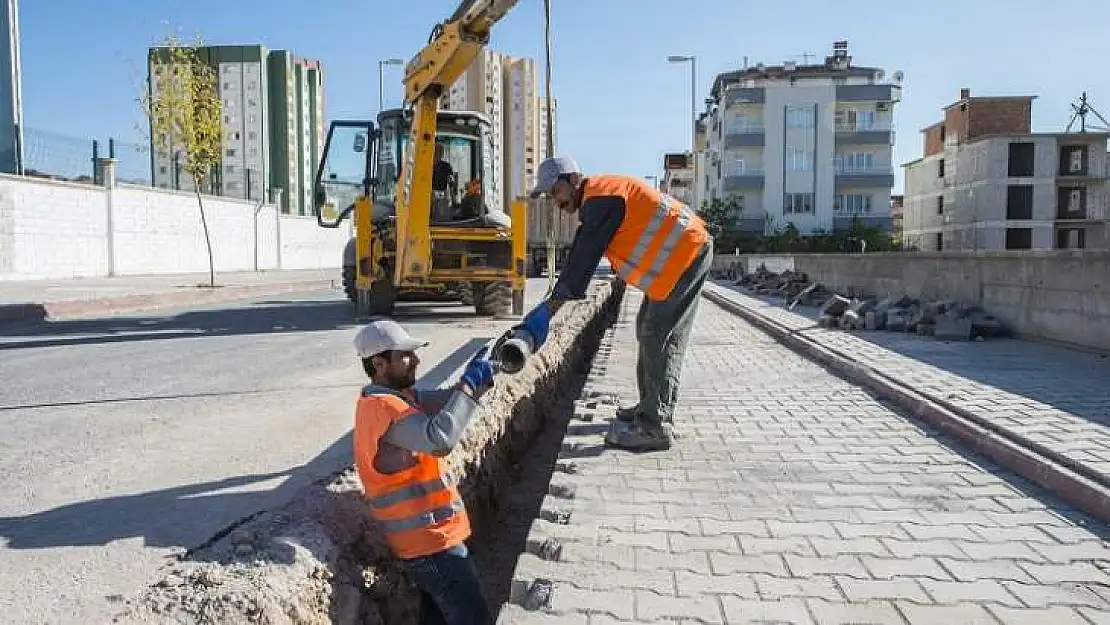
[551,192,625,302]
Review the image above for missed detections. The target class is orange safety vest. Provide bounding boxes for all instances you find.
[353,385,470,560]
[581,175,709,302]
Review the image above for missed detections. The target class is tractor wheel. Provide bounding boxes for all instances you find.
[457,282,475,306]
[342,265,357,303]
[474,281,513,317]
[357,279,398,317]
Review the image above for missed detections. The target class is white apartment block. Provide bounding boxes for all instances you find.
[538,96,557,160]
[663,152,695,206]
[903,90,1109,251]
[700,41,901,235]
[504,57,538,202]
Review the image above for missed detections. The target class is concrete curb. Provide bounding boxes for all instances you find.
[0,279,336,325]
[702,285,1110,525]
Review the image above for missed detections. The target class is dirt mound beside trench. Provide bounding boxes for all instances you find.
[111,278,626,625]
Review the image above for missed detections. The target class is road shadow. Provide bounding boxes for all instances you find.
[0,338,493,553]
[0,294,498,351]
[719,282,1110,437]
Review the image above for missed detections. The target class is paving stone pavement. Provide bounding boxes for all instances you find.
[499,288,1110,625]
[707,282,1110,486]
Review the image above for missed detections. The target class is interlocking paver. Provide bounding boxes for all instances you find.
[499,289,1110,624]
[708,282,1110,486]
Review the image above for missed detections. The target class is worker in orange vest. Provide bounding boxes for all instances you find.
[521,156,714,452]
[352,318,496,625]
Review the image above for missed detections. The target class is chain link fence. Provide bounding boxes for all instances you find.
[14,126,276,204]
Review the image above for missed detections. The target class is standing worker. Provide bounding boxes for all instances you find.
[519,157,714,452]
[352,318,496,625]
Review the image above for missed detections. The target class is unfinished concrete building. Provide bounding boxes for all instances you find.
[902,88,1109,251]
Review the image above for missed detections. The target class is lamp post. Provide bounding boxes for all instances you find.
[378,58,404,110]
[668,54,697,207]
[646,174,658,189]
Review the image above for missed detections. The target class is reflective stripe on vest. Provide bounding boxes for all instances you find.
[617,194,697,294]
[376,498,466,534]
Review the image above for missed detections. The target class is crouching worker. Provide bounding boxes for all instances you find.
[352,318,496,625]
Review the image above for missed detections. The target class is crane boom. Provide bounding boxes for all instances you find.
[391,0,523,283]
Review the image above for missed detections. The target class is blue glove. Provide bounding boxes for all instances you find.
[521,301,553,347]
[460,346,495,391]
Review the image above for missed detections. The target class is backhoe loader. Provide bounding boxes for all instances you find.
[313,0,527,318]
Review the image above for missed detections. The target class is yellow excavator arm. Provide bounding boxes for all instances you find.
[391,0,523,283]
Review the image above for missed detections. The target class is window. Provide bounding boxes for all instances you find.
[835,152,874,173]
[935,232,943,250]
[834,108,876,131]
[783,193,814,214]
[834,194,872,215]
[939,124,946,142]
[1057,228,1086,249]
[787,146,812,171]
[937,158,945,178]
[1060,145,1088,175]
[1057,186,1087,218]
[1006,185,1033,220]
[785,106,815,129]
[1008,142,1035,177]
[936,195,944,215]
[1005,228,1033,249]
[226,148,237,157]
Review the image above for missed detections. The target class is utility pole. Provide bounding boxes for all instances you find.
[543,0,557,294]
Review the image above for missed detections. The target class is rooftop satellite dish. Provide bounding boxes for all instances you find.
[875,69,884,80]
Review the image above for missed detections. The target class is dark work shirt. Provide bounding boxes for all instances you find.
[432,161,454,192]
[552,191,625,301]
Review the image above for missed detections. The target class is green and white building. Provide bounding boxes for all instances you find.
[147,44,325,215]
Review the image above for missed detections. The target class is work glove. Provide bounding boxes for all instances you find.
[460,346,495,393]
[521,301,553,348]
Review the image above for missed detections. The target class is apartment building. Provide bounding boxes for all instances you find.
[147,44,325,215]
[890,194,904,245]
[504,57,538,202]
[662,152,695,206]
[700,41,901,235]
[902,89,1109,251]
[538,96,557,159]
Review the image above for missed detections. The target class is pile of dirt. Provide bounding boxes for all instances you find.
[110,278,625,625]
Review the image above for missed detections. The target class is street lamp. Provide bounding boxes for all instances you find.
[668,54,697,206]
[378,58,404,110]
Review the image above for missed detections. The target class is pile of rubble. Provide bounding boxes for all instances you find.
[731,266,1009,342]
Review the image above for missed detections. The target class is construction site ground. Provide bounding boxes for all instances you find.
[499,285,1110,625]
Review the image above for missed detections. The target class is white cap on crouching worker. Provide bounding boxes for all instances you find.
[354,318,429,359]
[529,156,582,198]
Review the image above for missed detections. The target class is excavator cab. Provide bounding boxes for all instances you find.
[313,108,526,317]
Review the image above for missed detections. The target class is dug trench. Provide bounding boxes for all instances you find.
[111,277,627,625]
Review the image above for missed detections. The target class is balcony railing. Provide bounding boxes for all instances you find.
[724,121,765,135]
[723,166,765,178]
[834,164,894,176]
[834,121,893,133]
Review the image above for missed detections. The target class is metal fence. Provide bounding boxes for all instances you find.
[14,126,275,203]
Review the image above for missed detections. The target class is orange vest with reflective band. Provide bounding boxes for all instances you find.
[582,175,709,302]
[353,385,470,560]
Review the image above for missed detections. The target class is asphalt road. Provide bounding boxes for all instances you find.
[0,279,553,625]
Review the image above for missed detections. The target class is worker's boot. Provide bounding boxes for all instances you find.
[604,415,672,452]
[615,405,639,423]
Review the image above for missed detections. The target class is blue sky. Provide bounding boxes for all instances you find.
[17,0,1110,192]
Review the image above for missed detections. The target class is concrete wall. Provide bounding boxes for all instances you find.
[0,173,350,281]
[713,251,1110,352]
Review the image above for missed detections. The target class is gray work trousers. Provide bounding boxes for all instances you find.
[634,238,713,429]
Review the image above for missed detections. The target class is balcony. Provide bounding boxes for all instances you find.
[722,167,765,192]
[835,84,901,103]
[724,87,765,107]
[834,164,895,189]
[724,121,765,149]
[834,121,894,146]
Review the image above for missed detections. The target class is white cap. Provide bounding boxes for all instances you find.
[354,318,429,359]
[529,156,582,198]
